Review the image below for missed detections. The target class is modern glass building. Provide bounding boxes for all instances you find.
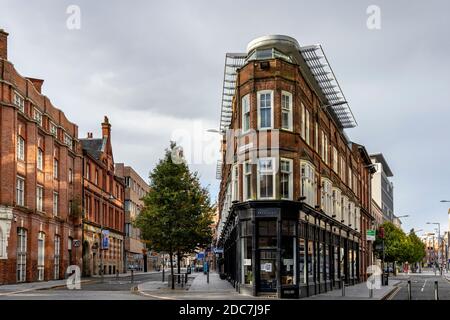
[216,35,375,298]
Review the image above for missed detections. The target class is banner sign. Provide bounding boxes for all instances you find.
[101,230,109,250]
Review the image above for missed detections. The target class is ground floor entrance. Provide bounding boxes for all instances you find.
[220,201,363,298]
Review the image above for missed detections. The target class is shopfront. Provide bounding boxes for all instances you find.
[220,201,360,298]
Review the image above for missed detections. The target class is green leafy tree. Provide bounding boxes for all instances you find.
[374,221,407,264]
[135,142,214,289]
[405,230,426,264]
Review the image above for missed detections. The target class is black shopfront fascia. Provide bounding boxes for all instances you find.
[218,200,361,299]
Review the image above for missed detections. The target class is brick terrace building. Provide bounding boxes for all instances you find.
[216,35,375,298]
[80,117,125,276]
[115,163,152,271]
[0,30,83,284]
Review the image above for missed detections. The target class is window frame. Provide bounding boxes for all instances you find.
[16,176,25,206]
[257,157,276,199]
[36,185,44,212]
[280,158,293,200]
[257,90,274,130]
[53,192,59,216]
[241,94,251,133]
[243,161,252,201]
[281,91,293,131]
[17,135,25,161]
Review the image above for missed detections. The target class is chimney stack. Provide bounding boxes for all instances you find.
[101,116,111,137]
[0,29,9,60]
[26,77,44,94]
[87,132,93,138]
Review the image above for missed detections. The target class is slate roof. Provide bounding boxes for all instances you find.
[80,137,106,160]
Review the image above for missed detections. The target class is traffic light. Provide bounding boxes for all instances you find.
[379,226,385,239]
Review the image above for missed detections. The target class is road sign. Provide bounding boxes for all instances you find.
[367,229,376,241]
[213,248,223,254]
[73,239,81,247]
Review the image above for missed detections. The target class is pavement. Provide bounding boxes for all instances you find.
[303,279,401,300]
[137,271,260,300]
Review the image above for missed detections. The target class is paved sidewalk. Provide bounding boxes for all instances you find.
[303,280,401,300]
[137,272,263,300]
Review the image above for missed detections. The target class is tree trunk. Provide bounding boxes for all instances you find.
[169,251,175,290]
[177,251,181,284]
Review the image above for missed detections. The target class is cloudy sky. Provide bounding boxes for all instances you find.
[2,0,450,235]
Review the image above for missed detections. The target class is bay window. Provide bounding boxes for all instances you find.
[280,158,293,200]
[321,178,333,215]
[300,161,316,207]
[243,161,252,200]
[257,158,275,199]
[332,188,342,221]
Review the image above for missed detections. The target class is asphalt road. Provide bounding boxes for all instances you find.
[0,273,164,300]
[390,273,450,300]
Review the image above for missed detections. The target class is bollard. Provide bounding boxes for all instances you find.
[162,267,165,282]
[116,270,119,280]
[407,280,412,300]
[341,277,345,296]
[369,287,373,298]
[131,269,134,284]
[207,270,210,284]
[435,281,439,300]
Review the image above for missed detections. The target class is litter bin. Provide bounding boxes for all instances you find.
[382,273,389,286]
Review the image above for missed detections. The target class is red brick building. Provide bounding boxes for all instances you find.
[80,117,125,276]
[0,29,83,284]
[216,35,375,298]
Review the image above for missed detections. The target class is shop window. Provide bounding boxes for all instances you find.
[258,220,277,248]
[241,237,253,285]
[281,221,296,285]
[299,238,306,284]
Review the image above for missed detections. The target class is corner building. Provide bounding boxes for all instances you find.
[216,35,375,298]
[0,30,83,284]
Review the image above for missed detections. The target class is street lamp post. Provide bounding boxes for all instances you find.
[427,222,442,275]
[440,200,450,271]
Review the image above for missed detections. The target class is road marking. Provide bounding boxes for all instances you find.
[421,280,427,292]
[386,286,401,300]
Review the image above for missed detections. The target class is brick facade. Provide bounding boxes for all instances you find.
[0,29,83,284]
[80,118,125,276]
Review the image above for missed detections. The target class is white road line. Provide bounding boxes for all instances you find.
[421,280,427,292]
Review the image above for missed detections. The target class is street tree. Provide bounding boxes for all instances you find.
[135,142,214,289]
